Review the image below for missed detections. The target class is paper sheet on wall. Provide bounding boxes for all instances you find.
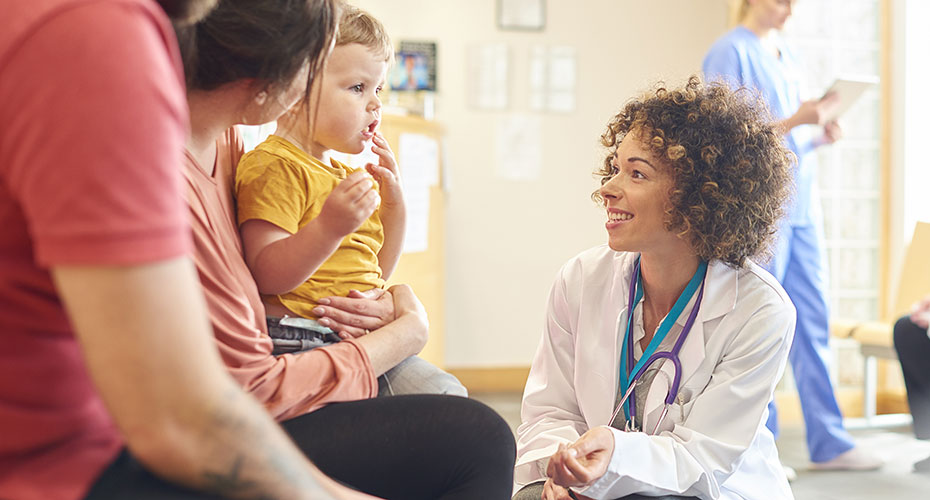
[529,46,577,112]
[495,113,542,181]
[467,43,509,110]
[398,133,437,253]
[399,133,439,187]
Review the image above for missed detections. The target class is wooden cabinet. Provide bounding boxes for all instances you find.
[379,114,446,368]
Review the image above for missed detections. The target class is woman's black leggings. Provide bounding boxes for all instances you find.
[85,395,516,499]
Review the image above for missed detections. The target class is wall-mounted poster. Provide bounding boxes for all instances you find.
[466,43,509,110]
[390,41,437,91]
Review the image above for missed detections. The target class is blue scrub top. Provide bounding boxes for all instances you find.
[703,26,818,227]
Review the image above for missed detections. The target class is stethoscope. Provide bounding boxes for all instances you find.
[608,256,707,434]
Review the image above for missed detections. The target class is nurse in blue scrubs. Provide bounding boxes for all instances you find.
[702,0,882,472]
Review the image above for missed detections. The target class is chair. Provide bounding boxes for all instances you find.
[834,221,930,428]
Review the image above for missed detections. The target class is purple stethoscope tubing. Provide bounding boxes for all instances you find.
[609,259,706,432]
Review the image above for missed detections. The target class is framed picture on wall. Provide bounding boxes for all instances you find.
[390,41,437,92]
[497,0,545,31]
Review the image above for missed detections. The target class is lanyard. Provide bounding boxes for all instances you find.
[618,257,707,421]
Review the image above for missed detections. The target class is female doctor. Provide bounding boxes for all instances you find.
[514,77,796,500]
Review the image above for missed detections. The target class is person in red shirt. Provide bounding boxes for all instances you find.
[0,0,376,499]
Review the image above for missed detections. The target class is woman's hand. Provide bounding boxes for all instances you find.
[313,288,395,339]
[546,427,615,490]
[909,295,930,330]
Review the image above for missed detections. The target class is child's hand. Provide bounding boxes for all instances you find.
[317,170,380,238]
[365,132,404,208]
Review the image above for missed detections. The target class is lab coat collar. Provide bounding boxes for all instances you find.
[621,256,740,431]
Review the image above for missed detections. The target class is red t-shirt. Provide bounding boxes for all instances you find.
[0,1,190,499]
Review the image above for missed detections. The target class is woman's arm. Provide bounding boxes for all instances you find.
[352,284,428,376]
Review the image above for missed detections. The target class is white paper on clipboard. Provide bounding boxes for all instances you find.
[821,77,878,122]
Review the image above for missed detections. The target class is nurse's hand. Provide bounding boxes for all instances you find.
[546,427,614,489]
[781,92,840,133]
[813,120,842,148]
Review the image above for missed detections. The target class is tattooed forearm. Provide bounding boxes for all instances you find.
[191,384,336,499]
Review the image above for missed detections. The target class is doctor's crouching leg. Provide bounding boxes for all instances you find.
[513,481,697,500]
[378,355,468,397]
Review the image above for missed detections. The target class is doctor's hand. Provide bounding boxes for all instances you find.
[313,288,395,339]
[541,478,582,500]
[546,427,615,490]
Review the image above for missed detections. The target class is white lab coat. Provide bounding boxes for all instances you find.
[515,246,795,500]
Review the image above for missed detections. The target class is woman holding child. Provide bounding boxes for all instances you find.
[514,78,797,500]
[177,0,513,498]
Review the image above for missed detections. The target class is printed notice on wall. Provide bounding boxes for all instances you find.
[467,43,509,110]
[495,113,542,181]
[529,46,577,113]
[398,133,438,253]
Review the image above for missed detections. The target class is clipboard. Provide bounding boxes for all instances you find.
[821,77,878,122]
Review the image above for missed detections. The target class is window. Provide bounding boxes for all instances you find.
[782,0,883,321]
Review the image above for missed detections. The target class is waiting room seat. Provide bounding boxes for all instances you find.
[833,221,930,428]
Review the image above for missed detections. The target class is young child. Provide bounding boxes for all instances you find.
[235,5,465,396]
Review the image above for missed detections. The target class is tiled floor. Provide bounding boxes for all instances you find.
[472,392,930,500]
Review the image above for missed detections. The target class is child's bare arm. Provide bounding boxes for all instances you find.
[366,132,405,279]
[241,171,380,295]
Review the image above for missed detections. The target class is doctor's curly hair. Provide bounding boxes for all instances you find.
[593,76,792,267]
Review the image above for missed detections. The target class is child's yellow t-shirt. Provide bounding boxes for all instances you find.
[235,135,385,319]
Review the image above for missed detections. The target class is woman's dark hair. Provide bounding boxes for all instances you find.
[156,0,217,24]
[594,76,793,267]
[174,0,339,97]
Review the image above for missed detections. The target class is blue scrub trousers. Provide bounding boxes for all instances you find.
[764,221,855,463]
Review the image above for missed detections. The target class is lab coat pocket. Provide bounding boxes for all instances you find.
[668,388,697,425]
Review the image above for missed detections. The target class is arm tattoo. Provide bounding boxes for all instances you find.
[196,386,334,499]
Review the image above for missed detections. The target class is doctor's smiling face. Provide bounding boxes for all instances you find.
[594,77,792,267]
[598,132,680,255]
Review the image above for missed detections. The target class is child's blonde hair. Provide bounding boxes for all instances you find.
[337,4,394,64]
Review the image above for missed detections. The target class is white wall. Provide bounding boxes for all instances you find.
[354,0,730,367]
